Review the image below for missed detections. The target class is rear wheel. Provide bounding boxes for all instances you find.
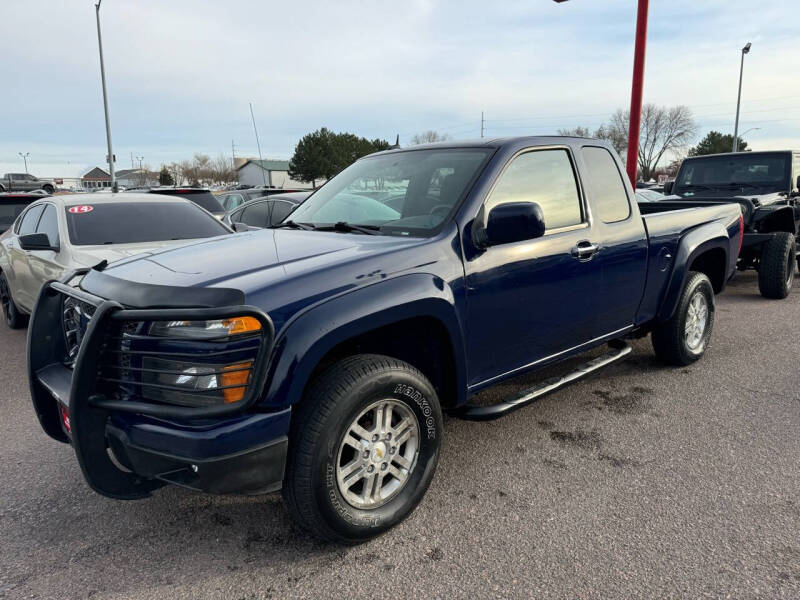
[42,184,54,195]
[758,231,795,299]
[652,271,714,366]
[282,354,442,544]
[0,272,27,329]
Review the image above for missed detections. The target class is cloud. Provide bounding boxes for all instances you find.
[1,0,798,176]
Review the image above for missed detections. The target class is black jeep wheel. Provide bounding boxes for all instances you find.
[651,271,714,366]
[758,231,795,299]
[0,272,27,329]
[283,354,442,544]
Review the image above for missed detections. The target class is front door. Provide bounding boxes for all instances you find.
[464,147,602,388]
[9,203,45,310]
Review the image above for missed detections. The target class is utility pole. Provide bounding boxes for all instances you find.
[480,111,485,138]
[18,152,30,174]
[249,102,268,187]
[733,42,752,153]
[136,155,144,186]
[95,0,117,191]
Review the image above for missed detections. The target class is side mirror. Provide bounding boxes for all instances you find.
[481,202,546,247]
[19,232,58,252]
[662,180,674,195]
[232,222,250,232]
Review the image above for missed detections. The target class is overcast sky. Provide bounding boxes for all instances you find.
[2,0,798,178]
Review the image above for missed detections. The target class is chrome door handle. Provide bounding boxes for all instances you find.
[571,242,599,259]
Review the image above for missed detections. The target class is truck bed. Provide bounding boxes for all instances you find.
[636,201,743,326]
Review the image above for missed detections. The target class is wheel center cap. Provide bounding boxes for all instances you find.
[371,441,387,462]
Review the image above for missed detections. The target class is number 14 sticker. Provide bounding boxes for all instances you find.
[68,205,93,214]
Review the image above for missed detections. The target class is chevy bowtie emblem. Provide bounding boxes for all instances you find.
[375,448,383,458]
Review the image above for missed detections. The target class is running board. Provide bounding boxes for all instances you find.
[455,341,632,421]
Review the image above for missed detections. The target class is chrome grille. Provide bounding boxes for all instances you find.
[62,296,97,366]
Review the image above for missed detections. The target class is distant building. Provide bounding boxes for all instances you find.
[81,167,110,189]
[236,159,313,189]
[116,168,159,188]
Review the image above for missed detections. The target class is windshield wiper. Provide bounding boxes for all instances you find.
[314,222,382,235]
[271,220,314,231]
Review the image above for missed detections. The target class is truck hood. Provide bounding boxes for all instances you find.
[103,229,423,291]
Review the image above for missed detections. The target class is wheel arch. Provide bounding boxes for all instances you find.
[656,222,732,322]
[260,273,468,412]
[753,205,796,235]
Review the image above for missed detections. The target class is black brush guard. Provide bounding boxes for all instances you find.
[27,270,275,500]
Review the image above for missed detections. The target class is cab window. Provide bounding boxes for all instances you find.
[486,148,583,231]
[36,204,60,248]
[581,146,631,223]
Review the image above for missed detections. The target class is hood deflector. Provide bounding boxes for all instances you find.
[80,269,244,309]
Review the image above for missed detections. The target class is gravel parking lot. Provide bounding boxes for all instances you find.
[1,270,798,599]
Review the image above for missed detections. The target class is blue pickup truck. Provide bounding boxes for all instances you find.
[28,137,743,543]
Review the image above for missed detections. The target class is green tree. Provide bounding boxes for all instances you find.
[688,131,748,156]
[288,128,390,188]
[158,165,174,186]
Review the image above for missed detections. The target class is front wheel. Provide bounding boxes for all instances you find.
[283,354,442,544]
[652,271,714,366]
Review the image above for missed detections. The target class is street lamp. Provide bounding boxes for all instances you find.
[732,42,751,153]
[95,0,117,191]
[18,152,30,174]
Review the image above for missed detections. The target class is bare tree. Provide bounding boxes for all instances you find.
[557,126,593,138]
[410,130,452,145]
[210,154,235,185]
[558,122,628,158]
[600,105,696,181]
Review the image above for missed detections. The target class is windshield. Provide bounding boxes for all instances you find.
[0,199,34,232]
[66,202,229,245]
[285,148,493,236]
[676,154,790,194]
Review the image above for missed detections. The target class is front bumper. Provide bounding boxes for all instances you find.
[27,272,287,499]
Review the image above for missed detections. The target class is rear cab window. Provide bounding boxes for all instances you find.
[485,148,583,231]
[65,202,229,245]
[581,146,631,223]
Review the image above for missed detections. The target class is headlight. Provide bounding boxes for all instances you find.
[147,316,262,339]
[105,315,265,409]
[141,357,253,406]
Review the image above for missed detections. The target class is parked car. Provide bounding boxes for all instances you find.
[28,137,742,543]
[0,193,232,329]
[223,191,311,229]
[0,173,55,195]
[635,189,666,202]
[132,187,226,218]
[218,188,310,212]
[662,150,800,298]
[0,192,46,235]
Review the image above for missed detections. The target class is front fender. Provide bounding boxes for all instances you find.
[753,204,797,235]
[656,221,732,323]
[259,273,467,410]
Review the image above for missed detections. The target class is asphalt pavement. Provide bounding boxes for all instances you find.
[1,270,798,599]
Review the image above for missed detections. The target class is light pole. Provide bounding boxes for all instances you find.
[18,152,30,174]
[553,0,650,186]
[136,155,144,186]
[732,42,751,153]
[95,0,117,191]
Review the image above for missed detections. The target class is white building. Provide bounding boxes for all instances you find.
[236,159,313,189]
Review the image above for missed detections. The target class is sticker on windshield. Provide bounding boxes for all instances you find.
[68,205,93,214]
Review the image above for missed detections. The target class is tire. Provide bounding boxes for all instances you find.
[758,232,795,299]
[283,354,443,544]
[0,272,28,329]
[652,271,714,366]
[42,184,54,195]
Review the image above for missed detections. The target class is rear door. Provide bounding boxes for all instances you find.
[577,145,648,336]
[238,201,271,228]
